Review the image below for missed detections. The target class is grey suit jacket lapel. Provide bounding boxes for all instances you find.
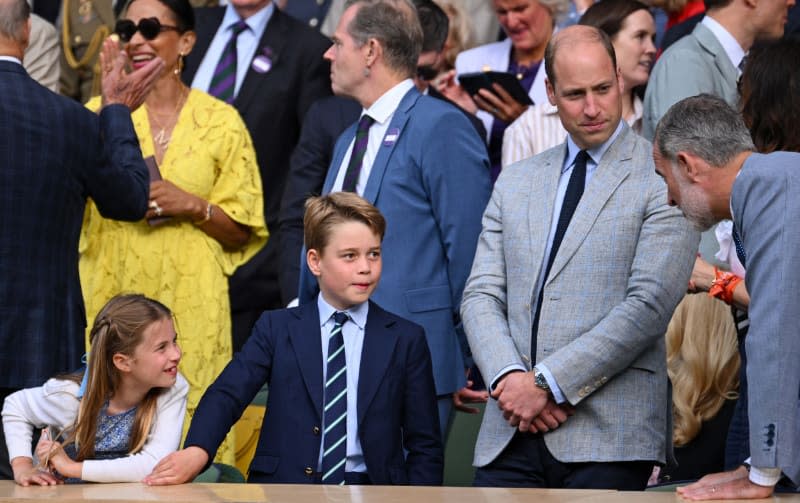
[361,88,418,203]
[546,126,635,284]
[694,23,739,88]
[527,145,565,301]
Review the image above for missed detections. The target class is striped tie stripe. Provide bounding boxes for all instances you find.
[321,312,349,484]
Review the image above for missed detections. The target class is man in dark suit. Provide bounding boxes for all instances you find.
[183,0,332,351]
[0,0,161,480]
[297,0,491,439]
[144,192,442,485]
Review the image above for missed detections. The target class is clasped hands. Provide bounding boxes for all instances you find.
[493,370,574,433]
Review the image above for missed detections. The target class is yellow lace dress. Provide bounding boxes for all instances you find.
[80,90,268,465]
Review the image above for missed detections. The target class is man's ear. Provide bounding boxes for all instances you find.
[545,78,556,106]
[113,353,132,373]
[307,248,322,277]
[365,38,381,67]
[677,151,704,183]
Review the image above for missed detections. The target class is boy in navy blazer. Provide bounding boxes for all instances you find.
[144,192,443,486]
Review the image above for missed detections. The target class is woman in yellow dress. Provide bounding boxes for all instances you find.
[79,0,267,465]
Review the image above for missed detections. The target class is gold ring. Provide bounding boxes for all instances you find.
[149,200,158,209]
[155,206,163,217]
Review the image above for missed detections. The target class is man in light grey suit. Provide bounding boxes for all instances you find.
[642,0,794,141]
[654,94,800,500]
[462,25,698,489]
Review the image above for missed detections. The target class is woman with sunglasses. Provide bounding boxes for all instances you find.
[79,0,267,466]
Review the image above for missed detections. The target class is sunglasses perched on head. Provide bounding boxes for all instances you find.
[115,17,180,42]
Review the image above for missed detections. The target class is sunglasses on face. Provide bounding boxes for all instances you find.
[416,65,438,81]
[115,17,180,42]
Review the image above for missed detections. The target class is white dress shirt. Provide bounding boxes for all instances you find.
[331,79,415,194]
[701,16,746,74]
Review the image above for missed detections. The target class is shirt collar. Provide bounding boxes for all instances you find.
[563,120,625,173]
[363,79,415,125]
[0,56,22,65]
[701,16,746,71]
[222,2,274,34]
[317,293,369,330]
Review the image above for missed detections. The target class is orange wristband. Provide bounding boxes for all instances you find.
[708,267,743,305]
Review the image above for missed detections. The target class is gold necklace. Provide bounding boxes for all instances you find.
[146,87,188,150]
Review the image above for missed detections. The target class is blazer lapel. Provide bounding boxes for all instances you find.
[234,10,289,112]
[357,303,399,427]
[694,24,738,86]
[546,126,634,283]
[526,144,566,301]
[288,303,324,420]
[361,88,418,203]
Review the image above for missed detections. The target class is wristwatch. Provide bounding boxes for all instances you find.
[533,367,551,393]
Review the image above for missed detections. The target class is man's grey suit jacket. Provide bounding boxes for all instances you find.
[642,22,739,140]
[462,125,699,467]
[732,152,800,485]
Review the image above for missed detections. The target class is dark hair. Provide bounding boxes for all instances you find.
[304,192,386,254]
[125,0,195,32]
[413,0,449,53]
[545,25,617,88]
[344,0,422,77]
[703,0,734,11]
[579,0,651,39]
[0,0,30,43]
[739,37,800,153]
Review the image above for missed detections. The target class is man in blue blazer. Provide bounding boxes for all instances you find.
[655,95,800,500]
[0,0,160,480]
[144,192,442,485]
[297,0,492,438]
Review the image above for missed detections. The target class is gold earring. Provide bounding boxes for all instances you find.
[174,53,185,76]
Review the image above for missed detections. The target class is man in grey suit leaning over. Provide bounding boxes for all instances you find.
[461,25,698,489]
[654,94,800,501]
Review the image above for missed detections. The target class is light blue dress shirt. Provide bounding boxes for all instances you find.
[316,293,368,474]
[190,3,274,98]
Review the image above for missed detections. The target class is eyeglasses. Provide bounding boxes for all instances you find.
[115,17,180,42]
[416,65,438,81]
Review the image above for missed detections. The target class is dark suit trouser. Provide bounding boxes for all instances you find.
[0,387,19,479]
[473,431,652,489]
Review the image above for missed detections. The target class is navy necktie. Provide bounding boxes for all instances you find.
[209,20,248,104]
[531,150,589,361]
[341,115,375,193]
[321,311,349,484]
[732,224,746,268]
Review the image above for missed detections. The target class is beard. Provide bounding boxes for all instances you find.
[676,175,718,232]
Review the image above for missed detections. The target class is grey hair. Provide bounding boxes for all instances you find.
[655,94,755,168]
[0,0,30,43]
[540,0,572,26]
[344,0,422,77]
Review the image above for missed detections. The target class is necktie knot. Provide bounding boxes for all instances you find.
[332,311,349,327]
[231,20,249,36]
[357,114,375,132]
[574,149,589,169]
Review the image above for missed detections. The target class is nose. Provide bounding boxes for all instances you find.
[324,44,334,61]
[584,94,598,117]
[171,342,182,362]
[644,37,656,56]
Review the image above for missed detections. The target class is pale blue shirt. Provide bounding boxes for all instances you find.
[332,79,415,194]
[492,121,626,404]
[316,294,368,474]
[190,3,274,97]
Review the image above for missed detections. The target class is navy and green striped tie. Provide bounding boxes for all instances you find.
[209,20,248,104]
[321,311,349,484]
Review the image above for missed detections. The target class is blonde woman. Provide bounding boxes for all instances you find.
[661,293,740,482]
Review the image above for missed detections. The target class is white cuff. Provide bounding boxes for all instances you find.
[490,364,527,391]
[747,461,782,487]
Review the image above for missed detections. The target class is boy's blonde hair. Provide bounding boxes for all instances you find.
[303,192,386,254]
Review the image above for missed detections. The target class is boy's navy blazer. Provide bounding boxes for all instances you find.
[184,301,443,485]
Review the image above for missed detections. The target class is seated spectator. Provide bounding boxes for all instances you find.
[2,295,188,485]
[659,293,739,483]
[503,0,656,166]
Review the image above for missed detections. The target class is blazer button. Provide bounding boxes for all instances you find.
[304,467,314,476]
[313,426,320,435]
[600,376,608,384]
[522,355,530,362]
[578,389,586,397]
